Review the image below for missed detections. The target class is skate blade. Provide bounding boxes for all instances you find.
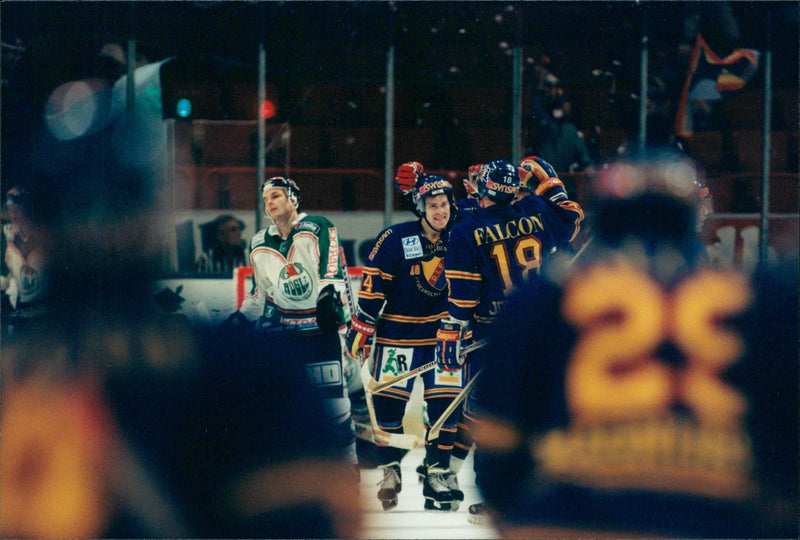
[467,513,486,525]
[424,499,453,512]
[380,497,398,511]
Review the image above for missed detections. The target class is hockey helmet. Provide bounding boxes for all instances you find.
[412,174,454,215]
[477,159,520,203]
[412,174,457,232]
[262,176,301,209]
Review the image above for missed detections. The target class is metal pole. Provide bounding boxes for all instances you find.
[383,6,396,229]
[126,39,136,115]
[383,45,395,229]
[257,41,266,232]
[638,7,648,155]
[126,4,136,115]
[759,11,773,268]
[511,7,523,163]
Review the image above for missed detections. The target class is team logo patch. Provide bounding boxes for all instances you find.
[20,264,39,295]
[378,347,413,382]
[279,262,313,301]
[402,235,424,259]
[420,257,446,289]
[434,366,463,386]
[295,221,320,234]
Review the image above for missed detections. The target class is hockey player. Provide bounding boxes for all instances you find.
[397,162,484,506]
[1,186,51,336]
[226,176,357,468]
[346,172,466,511]
[435,158,584,523]
[470,155,798,537]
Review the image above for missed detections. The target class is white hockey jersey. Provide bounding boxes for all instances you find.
[2,222,49,308]
[239,213,347,332]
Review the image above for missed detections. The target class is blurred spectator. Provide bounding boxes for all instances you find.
[196,214,248,273]
[535,95,595,173]
[528,91,595,196]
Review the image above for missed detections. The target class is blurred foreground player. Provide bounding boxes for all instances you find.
[471,155,798,538]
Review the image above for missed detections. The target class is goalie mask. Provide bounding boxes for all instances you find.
[262,176,301,209]
[412,174,456,231]
[477,159,520,204]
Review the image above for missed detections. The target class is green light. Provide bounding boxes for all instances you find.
[176,98,192,118]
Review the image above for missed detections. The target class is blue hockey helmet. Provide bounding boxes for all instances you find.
[262,176,301,209]
[477,159,520,203]
[412,174,457,231]
[412,174,455,216]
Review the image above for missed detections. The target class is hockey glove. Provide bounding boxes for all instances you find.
[462,163,483,199]
[316,283,345,332]
[436,318,469,372]
[519,155,566,197]
[345,312,376,362]
[395,161,424,196]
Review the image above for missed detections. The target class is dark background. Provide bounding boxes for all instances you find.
[3,1,797,121]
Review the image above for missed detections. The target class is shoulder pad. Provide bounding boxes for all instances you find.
[295,220,321,234]
[3,223,15,241]
[368,227,395,261]
[250,229,267,248]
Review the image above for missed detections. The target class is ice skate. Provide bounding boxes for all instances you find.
[468,502,486,525]
[417,437,438,482]
[444,470,462,511]
[423,466,454,506]
[416,462,427,483]
[376,462,402,510]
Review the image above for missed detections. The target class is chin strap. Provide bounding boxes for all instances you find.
[423,215,445,234]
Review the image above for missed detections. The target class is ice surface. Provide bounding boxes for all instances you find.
[359,446,499,539]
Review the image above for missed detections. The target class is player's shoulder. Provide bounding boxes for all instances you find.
[3,222,17,242]
[295,213,332,234]
[387,220,420,236]
[513,194,548,212]
[448,210,477,236]
[250,228,268,248]
[455,197,480,218]
[366,220,415,258]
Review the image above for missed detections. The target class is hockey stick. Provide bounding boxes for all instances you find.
[566,234,593,269]
[338,247,358,321]
[359,358,421,449]
[426,367,483,443]
[352,418,376,442]
[367,338,489,394]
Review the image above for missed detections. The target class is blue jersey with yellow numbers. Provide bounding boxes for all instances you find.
[475,247,798,538]
[356,220,449,346]
[444,193,583,330]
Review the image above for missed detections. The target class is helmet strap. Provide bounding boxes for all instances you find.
[422,214,447,235]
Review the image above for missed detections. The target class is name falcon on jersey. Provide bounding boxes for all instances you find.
[473,214,545,246]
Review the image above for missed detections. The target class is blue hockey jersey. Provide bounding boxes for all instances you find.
[357,220,449,347]
[444,193,583,330]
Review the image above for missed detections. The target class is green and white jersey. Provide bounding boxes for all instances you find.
[2,222,49,308]
[240,213,346,332]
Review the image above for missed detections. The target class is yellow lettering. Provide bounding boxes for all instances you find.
[484,225,500,243]
[473,228,485,246]
[504,220,519,239]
